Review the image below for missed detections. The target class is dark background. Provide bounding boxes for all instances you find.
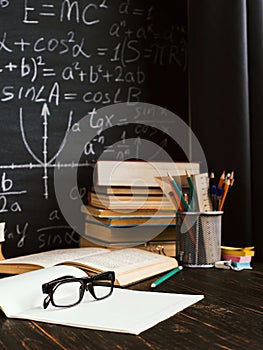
[1,0,262,260]
[0,0,188,257]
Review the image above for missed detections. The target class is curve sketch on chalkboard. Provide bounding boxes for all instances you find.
[0,0,188,257]
[0,106,73,199]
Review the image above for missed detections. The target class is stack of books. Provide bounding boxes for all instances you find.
[221,246,255,270]
[81,160,200,256]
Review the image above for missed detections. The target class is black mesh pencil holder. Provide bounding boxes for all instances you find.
[175,211,223,267]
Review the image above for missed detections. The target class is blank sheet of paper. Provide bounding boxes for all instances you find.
[16,288,204,335]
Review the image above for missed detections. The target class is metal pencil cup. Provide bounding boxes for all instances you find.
[176,211,223,267]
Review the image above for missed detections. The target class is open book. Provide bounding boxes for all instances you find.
[0,265,204,334]
[0,247,178,286]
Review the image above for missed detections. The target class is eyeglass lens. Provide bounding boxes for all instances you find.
[50,275,114,307]
[91,277,113,299]
[52,281,84,307]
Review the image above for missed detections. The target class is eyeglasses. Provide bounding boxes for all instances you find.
[42,271,115,309]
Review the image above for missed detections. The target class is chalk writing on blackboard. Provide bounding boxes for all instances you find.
[0,0,187,257]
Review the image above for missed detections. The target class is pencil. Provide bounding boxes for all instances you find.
[219,178,230,210]
[168,191,179,209]
[167,172,190,211]
[167,184,184,211]
[218,170,225,188]
[166,175,195,246]
[150,266,183,288]
[229,171,235,187]
[216,187,223,211]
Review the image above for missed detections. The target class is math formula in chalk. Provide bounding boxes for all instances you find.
[0,0,187,255]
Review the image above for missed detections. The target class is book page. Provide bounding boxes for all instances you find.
[69,248,175,274]
[0,248,107,268]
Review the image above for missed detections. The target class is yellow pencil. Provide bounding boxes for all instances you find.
[219,178,230,210]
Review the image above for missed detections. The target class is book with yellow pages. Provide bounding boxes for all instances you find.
[86,215,176,227]
[0,247,178,287]
[88,192,174,210]
[84,220,175,245]
[84,221,175,248]
[82,205,176,219]
[79,237,176,257]
[83,205,176,227]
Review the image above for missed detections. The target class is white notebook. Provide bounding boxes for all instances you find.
[0,265,204,335]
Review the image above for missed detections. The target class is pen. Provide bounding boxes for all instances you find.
[151,266,183,288]
[211,185,217,210]
[185,170,195,208]
[209,171,216,189]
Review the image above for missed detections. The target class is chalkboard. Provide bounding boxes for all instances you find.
[0,0,187,257]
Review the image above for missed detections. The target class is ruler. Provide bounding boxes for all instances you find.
[192,173,213,212]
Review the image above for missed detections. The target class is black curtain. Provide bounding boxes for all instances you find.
[187,0,263,261]
[248,0,263,261]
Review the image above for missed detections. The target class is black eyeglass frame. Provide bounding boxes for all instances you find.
[42,271,115,309]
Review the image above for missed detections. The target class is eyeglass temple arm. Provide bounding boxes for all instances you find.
[43,295,51,309]
[42,275,75,293]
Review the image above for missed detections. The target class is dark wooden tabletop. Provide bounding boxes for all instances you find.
[0,263,262,350]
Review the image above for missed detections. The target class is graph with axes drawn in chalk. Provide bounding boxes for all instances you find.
[0,104,73,199]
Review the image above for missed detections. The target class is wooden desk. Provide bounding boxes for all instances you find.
[0,263,262,350]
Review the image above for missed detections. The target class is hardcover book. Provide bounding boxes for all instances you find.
[95,161,200,187]
[0,247,178,287]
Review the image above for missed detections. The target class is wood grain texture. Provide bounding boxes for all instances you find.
[0,264,262,350]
